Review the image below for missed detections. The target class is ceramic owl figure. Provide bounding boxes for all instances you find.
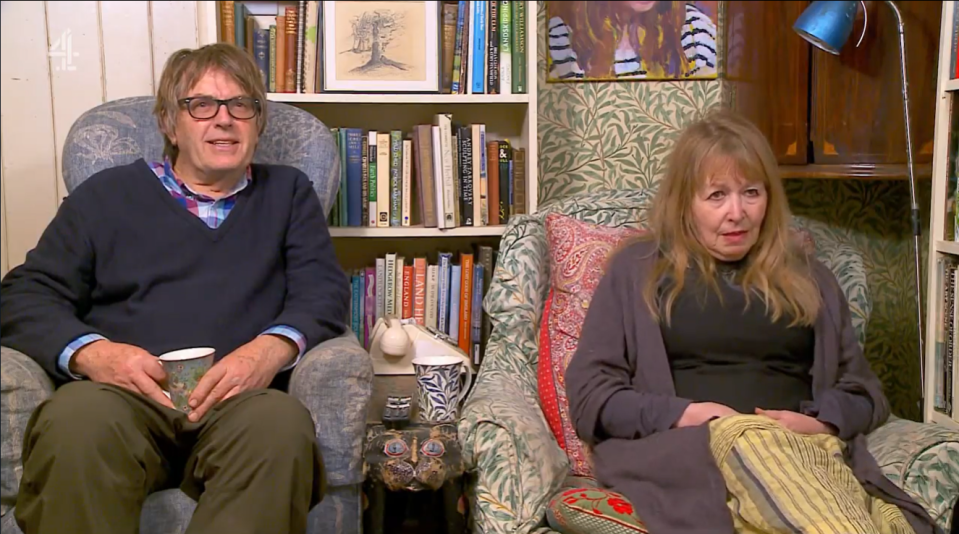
[363,423,464,492]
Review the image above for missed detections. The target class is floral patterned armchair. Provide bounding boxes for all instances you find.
[457,189,959,534]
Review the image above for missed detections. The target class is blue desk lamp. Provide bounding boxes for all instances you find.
[795,1,925,404]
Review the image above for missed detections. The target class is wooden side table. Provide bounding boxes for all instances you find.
[362,422,466,534]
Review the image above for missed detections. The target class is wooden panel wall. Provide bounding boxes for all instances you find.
[0,1,203,277]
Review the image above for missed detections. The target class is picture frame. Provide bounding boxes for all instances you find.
[322,1,440,93]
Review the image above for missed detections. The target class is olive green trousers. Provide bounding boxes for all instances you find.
[14,381,325,534]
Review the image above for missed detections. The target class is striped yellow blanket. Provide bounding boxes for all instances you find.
[709,415,914,534]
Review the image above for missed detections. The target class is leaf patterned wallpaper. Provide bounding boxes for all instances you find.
[535,2,925,419]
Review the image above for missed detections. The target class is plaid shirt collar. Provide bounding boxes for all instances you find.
[155,157,252,201]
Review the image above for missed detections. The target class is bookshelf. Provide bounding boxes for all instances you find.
[923,0,959,430]
[197,1,535,374]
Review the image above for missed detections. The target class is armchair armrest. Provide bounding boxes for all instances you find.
[1,347,55,519]
[459,376,568,534]
[289,331,373,487]
[867,416,959,532]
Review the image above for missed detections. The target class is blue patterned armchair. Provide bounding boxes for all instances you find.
[458,189,959,534]
[0,96,373,534]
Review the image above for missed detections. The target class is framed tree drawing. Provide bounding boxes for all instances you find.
[322,1,440,93]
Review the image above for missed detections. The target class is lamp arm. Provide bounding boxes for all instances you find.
[885,0,925,403]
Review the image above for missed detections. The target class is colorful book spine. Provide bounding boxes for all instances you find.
[471,0,488,94]
[512,0,527,94]
[448,264,461,341]
[345,128,363,227]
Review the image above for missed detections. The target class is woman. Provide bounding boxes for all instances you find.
[564,110,940,534]
[548,1,718,81]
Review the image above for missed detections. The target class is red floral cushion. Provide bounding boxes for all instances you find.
[547,487,648,534]
[538,213,645,477]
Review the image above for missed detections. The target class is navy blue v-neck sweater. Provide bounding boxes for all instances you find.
[0,159,349,382]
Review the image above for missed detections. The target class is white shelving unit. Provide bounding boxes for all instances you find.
[196,1,538,264]
[923,0,959,430]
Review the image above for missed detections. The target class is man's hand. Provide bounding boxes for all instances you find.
[675,402,740,428]
[186,335,296,422]
[755,408,838,435]
[72,340,175,409]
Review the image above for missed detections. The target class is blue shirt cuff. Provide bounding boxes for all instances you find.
[58,333,107,380]
[261,325,306,371]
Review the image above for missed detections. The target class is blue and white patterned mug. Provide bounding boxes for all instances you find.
[413,355,473,424]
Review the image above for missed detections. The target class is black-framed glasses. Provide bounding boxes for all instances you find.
[178,96,260,120]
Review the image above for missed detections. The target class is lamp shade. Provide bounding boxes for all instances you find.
[793,1,860,54]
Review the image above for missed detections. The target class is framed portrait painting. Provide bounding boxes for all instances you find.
[322,1,440,93]
[546,1,720,82]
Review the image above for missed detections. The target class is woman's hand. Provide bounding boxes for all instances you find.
[755,408,838,436]
[675,402,739,428]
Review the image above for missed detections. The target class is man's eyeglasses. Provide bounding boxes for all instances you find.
[178,96,260,120]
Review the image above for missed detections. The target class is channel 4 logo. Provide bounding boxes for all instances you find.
[48,29,80,72]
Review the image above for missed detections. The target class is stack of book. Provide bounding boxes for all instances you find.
[348,245,497,366]
[327,114,526,229]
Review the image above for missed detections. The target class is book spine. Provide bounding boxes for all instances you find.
[390,131,403,226]
[486,141,500,225]
[303,1,319,93]
[368,131,378,227]
[269,25,277,93]
[471,0,488,94]
[486,1,500,94]
[394,257,405,316]
[437,115,456,228]
[253,29,269,89]
[442,3,459,93]
[451,1,467,94]
[426,264,439,329]
[459,126,474,225]
[275,15,286,92]
[412,125,438,228]
[345,129,363,227]
[448,264,461,341]
[402,139,412,226]
[220,1,236,44]
[471,263,484,365]
[413,258,428,325]
[513,147,526,215]
[361,136,369,226]
[284,7,297,93]
[499,1,511,95]
[458,253,474,353]
[498,140,511,224]
[375,258,386,321]
[385,253,397,317]
[338,129,348,227]
[296,0,306,93]
[438,252,452,334]
[512,0,526,93]
[402,264,414,319]
[376,132,391,227]
[431,126,448,228]
[351,274,361,343]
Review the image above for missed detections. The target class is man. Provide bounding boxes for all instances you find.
[0,43,349,534]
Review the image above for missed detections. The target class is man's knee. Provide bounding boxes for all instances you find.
[220,389,316,447]
[26,381,141,456]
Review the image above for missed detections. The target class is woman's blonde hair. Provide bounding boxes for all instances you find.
[153,43,268,164]
[641,108,821,327]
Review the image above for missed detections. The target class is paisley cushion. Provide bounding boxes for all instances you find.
[538,213,645,477]
[547,486,648,534]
